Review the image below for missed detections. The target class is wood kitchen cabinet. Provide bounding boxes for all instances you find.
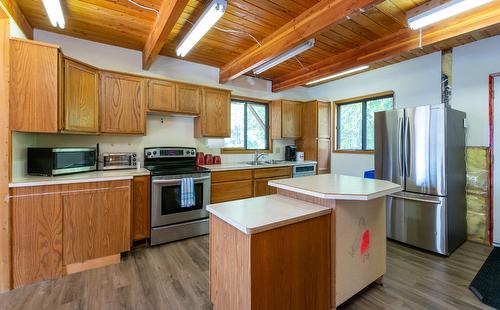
[147,79,176,113]
[298,100,331,174]
[100,71,146,135]
[10,39,62,133]
[253,167,292,197]
[11,185,64,288]
[176,83,201,115]
[195,87,231,138]
[132,175,150,241]
[271,100,302,139]
[9,180,132,288]
[63,58,99,133]
[211,170,253,203]
[62,181,131,265]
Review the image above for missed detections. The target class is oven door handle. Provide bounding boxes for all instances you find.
[152,176,211,185]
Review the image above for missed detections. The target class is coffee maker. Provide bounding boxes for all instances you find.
[285,145,297,161]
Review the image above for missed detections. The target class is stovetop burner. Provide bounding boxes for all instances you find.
[143,147,210,176]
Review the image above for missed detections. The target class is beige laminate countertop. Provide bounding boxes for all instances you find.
[269,174,401,201]
[201,160,317,171]
[9,168,151,188]
[207,194,331,235]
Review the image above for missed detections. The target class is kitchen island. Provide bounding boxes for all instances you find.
[208,174,401,310]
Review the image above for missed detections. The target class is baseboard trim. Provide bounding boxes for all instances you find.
[65,254,121,275]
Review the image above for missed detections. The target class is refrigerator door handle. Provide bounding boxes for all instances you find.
[398,117,404,176]
[404,116,411,177]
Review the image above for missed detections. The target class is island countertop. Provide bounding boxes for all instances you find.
[207,194,331,235]
[268,174,401,200]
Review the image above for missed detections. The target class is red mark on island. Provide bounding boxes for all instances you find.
[360,229,370,255]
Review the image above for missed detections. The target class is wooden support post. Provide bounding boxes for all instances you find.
[0,10,11,291]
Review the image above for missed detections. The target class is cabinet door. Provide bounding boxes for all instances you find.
[62,183,131,264]
[254,175,290,197]
[317,101,331,139]
[100,72,146,134]
[282,101,302,138]
[317,138,331,174]
[271,100,282,139]
[10,39,60,132]
[147,79,176,112]
[132,176,150,241]
[64,59,99,133]
[11,188,63,288]
[176,83,201,114]
[211,181,253,203]
[201,88,231,137]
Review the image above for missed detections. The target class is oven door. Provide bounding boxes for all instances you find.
[151,173,210,227]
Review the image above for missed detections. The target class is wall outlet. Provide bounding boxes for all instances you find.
[276,146,281,154]
[463,118,469,128]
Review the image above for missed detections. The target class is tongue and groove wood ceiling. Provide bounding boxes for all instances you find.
[14,0,500,90]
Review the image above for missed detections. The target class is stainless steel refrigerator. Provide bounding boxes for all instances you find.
[375,104,467,255]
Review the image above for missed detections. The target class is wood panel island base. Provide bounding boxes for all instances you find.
[208,174,401,310]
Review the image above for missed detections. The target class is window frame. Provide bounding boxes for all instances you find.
[333,91,394,154]
[221,97,273,154]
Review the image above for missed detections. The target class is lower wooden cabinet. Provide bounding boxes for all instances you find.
[11,186,63,288]
[62,182,130,265]
[132,175,150,241]
[211,167,292,203]
[10,180,132,288]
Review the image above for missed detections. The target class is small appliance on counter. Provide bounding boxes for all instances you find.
[296,151,305,161]
[99,152,137,170]
[285,145,297,161]
[27,147,97,176]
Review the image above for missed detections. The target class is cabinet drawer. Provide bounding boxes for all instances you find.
[211,180,253,203]
[254,167,292,179]
[212,170,253,183]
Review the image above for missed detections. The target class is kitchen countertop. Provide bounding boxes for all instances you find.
[268,174,401,201]
[207,194,331,235]
[201,160,317,171]
[9,168,151,188]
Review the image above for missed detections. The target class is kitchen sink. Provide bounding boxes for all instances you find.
[244,160,287,166]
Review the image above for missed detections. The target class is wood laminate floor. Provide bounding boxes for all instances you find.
[0,237,494,310]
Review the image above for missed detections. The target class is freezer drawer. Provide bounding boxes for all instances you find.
[387,192,448,255]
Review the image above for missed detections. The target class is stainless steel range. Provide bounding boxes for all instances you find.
[144,147,211,245]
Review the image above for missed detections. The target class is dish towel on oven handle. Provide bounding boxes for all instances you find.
[181,177,196,208]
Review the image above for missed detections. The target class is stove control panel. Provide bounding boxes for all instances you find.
[144,147,196,159]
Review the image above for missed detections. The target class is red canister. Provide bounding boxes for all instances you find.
[213,155,221,164]
[204,154,213,165]
[196,152,205,165]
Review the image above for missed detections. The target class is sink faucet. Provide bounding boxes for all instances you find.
[254,151,266,164]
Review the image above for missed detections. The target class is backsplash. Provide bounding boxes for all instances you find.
[11,114,294,179]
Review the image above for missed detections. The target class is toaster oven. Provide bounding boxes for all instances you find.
[100,152,137,170]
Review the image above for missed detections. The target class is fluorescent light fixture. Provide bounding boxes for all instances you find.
[253,39,315,75]
[306,65,369,85]
[408,0,492,30]
[176,0,227,57]
[42,0,65,29]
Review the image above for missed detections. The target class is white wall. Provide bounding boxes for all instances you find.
[309,52,443,177]
[11,30,304,178]
[9,18,25,38]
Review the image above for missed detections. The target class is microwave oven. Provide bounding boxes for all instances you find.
[27,147,97,176]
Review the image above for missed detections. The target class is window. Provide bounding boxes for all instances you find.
[336,93,394,151]
[223,99,269,151]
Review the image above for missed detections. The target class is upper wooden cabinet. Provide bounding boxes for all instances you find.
[298,100,331,174]
[147,79,176,113]
[271,100,302,139]
[10,39,61,133]
[196,88,231,138]
[63,59,99,133]
[176,83,201,115]
[99,71,146,135]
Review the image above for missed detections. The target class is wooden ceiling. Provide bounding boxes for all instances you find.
[12,0,500,91]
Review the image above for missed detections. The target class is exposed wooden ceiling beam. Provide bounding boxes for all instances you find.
[218,0,383,84]
[272,1,500,92]
[0,0,32,39]
[142,0,188,70]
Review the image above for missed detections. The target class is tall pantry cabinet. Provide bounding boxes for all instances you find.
[297,101,331,174]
